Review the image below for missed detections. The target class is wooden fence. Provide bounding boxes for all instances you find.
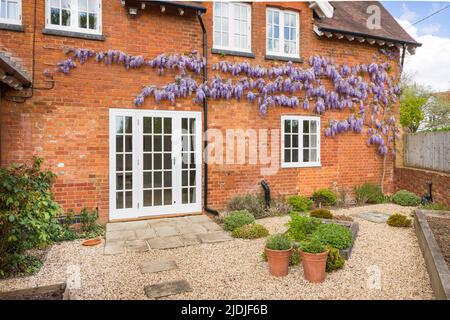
[404,131,450,173]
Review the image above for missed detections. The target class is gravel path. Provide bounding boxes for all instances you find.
[0,204,434,300]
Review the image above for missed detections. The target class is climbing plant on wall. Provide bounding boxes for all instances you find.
[46,47,402,159]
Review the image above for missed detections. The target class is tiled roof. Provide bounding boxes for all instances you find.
[314,1,421,49]
[0,52,31,90]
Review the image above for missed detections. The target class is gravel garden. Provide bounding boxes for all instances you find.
[0,164,442,299]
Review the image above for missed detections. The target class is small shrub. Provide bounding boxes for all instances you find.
[312,188,337,207]
[333,214,354,222]
[266,198,293,217]
[288,195,313,212]
[310,209,333,219]
[286,213,322,241]
[223,210,255,231]
[391,190,421,206]
[311,223,352,249]
[387,213,412,227]
[232,224,269,239]
[265,234,291,250]
[300,235,326,254]
[420,203,449,211]
[326,247,345,272]
[355,182,385,204]
[227,194,266,218]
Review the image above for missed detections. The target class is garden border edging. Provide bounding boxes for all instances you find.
[414,209,450,300]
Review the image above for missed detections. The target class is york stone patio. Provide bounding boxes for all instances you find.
[104,215,232,255]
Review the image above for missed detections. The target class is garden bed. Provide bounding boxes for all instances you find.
[0,283,68,300]
[321,219,359,260]
[414,209,450,300]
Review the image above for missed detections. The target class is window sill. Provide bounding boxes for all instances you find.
[42,28,105,41]
[265,55,303,63]
[281,163,321,169]
[0,23,24,32]
[211,48,255,58]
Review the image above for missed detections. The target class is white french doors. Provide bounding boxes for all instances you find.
[109,109,202,220]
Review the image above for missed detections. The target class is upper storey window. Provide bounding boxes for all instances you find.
[266,8,299,58]
[213,2,251,53]
[46,0,101,34]
[0,0,22,25]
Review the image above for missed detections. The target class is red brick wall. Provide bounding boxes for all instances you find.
[1,1,399,221]
[395,167,450,207]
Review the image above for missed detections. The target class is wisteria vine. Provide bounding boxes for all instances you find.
[48,47,402,158]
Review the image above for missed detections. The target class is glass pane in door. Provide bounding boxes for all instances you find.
[181,117,197,204]
[142,116,173,207]
[115,116,133,209]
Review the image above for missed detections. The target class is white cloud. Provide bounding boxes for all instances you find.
[397,18,450,92]
[420,23,441,35]
[399,3,418,21]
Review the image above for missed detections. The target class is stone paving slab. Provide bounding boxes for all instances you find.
[148,236,184,249]
[180,234,202,246]
[198,231,233,243]
[186,215,211,223]
[125,240,149,253]
[354,211,390,223]
[153,224,179,237]
[106,230,136,241]
[177,223,208,235]
[106,220,149,232]
[201,221,223,231]
[104,241,125,255]
[140,260,178,274]
[144,280,192,299]
[136,227,157,240]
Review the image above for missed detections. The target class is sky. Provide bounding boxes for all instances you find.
[381,1,450,92]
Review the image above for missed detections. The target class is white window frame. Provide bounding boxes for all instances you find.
[0,0,22,25]
[213,1,252,53]
[266,7,300,58]
[45,0,102,35]
[281,115,321,168]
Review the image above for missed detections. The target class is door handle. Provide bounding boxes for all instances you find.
[172,157,176,166]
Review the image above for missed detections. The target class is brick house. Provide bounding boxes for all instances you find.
[0,1,420,222]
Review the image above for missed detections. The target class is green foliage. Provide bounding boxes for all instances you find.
[55,208,104,242]
[355,182,385,204]
[0,158,63,277]
[310,209,333,219]
[387,213,412,227]
[391,190,421,206]
[311,223,352,249]
[400,84,429,132]
[286,213,322,241]
[420,203,449,211]
[265,234,291,251]
[223,210,255,231]
[227,194,266,218]
[231,223,269,239]
[422,96,450,131]
[326,247,345,272]
[300,235,327,254]
[266,198,293,217]
[288,195,313,212]
[312,188,337,206]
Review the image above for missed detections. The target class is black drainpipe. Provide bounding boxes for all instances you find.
[197,12,219,216]
[400,43,407,73]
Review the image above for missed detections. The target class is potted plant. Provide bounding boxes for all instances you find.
[299,235,328,283]
[265,234,292,277]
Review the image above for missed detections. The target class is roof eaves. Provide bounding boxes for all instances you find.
[140,1,206,13]
[0,53,31,89]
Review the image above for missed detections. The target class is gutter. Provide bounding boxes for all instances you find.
[316,25,422,47]
[197,11,219,216]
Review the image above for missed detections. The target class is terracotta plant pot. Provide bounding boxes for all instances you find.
[265,247,292,277]
[82,238,102,246]
[299,250,329,283]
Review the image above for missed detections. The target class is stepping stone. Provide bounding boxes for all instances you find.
[106,230,136,241]
[144,280,192,299]
[180,234,201,246]
[140,260,178,274]
[153,224,179,237]
[186,215,210,223]
[354,211,390,223]
[136,227,157,240]
[201,221,223,232]
[198,231,232,243]
[177,223,208,235]
[125,240,149,253]
[148,236,184,249]
[104,241,125,255]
